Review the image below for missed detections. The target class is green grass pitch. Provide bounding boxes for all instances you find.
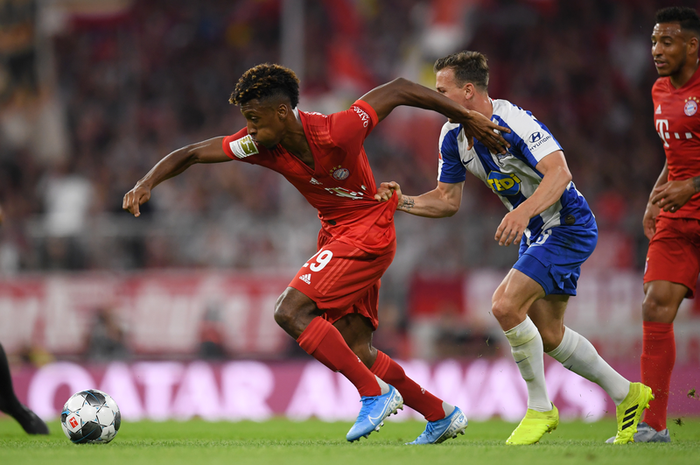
[1,417,699,465]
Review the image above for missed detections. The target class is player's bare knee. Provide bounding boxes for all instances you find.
[641,293,671,322]
[273,296,295,331]
[490,296,513,322]
[274,288,322,338]
[273,290,306,334]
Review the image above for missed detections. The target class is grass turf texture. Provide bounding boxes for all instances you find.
[1,417,699,465]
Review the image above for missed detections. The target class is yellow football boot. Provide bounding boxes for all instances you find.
[612,383,654,444]
[506,404,559,445]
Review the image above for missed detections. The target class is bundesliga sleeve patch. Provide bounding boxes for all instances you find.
[229,135,259,159]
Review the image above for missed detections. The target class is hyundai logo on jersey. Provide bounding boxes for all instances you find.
[529,132,542,143]
[487,171,522,196]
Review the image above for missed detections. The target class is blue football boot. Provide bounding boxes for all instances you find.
[346,385,403,442]
[407,406,468,444]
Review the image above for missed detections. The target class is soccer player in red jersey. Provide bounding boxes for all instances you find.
[0,205,49,435]
[633,6,700,443]
[123,63,509,443]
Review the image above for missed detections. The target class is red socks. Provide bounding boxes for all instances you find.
[641,321,675,431]
[297,317,380,397]
[371,350,445,421]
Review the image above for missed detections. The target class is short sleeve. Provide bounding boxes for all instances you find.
[437,124,467,183]
[494,109,561,167]
[222,128,260,162]
[326,99,379,152]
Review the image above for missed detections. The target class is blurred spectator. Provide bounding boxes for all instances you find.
[85,307,130,362]
[198,302,227,360]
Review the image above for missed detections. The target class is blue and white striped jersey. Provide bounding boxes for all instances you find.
[437,99,593,240]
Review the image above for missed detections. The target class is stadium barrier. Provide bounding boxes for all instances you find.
[1,270,699,361]
[6,359,700,422]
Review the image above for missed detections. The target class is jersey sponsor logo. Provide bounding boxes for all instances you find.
[330,165,350,181]
[655,104,662,114]
[684,97,699,116]
[229,135,259,159]
[353,106,370,127]
[526,131,552,151]
[486,171,522,196]
[309,177,323,185]
[656,119,670,147]
[299,273,311,284]
[324,186,364,199]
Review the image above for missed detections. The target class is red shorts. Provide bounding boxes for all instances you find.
[289,229,396,330]
[644,216,700,298]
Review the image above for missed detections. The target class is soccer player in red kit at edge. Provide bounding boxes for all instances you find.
[621,7,700,443]
[123,64,510,443]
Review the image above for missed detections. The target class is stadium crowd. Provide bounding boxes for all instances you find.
[0,0,671,275]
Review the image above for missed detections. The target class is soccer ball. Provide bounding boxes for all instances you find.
[61,389,121,444]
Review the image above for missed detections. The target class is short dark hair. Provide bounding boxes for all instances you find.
[434,51,489,91]
[229,63,300,107]
[656,6,700,37]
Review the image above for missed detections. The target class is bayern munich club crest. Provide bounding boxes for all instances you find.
[330,166,350,181]
[684,97,699,116]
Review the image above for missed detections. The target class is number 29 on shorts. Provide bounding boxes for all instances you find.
[303,249,334,272]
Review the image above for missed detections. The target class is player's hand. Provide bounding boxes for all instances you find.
[495,208,529,246]
[649,179,696,213]
[122,184,152,217]
[642,201,660,240]
[456,111,510,155]
[375,181,402,202]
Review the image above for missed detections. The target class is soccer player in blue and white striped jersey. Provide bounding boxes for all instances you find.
[376,51,652,445]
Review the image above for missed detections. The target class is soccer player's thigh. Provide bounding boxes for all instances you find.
[644,217,700,299]
[289,239,394,327]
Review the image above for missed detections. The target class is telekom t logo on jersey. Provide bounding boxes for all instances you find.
[656,119,670,147]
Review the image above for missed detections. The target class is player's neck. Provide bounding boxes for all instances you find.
[473,95,493,119]
[670,58,699,89]
[280,120,314,169]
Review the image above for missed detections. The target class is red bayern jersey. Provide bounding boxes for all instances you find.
[652,66,700,220]
[222,99,398,253]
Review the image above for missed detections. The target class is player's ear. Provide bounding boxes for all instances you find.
[463,82,475,100]
[688,35,699,56]
[276,103,289,120]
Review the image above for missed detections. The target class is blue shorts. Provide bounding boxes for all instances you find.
[513,219,598,296]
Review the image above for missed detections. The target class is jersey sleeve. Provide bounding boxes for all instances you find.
[327,99,379,153]
[222,128,261,162]
[437,123,467,183]
[495,105,562,167]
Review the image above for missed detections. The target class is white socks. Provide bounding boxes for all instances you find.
[547,326,630,405]
[504,316,552,412]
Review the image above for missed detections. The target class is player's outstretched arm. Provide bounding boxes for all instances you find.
[494,150,571,246]
[359,78,510,154]
[375,180,464,218]
[123,136,229,217]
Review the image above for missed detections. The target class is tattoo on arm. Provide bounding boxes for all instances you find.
[399,196,415,211]
[694,176,700,193]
